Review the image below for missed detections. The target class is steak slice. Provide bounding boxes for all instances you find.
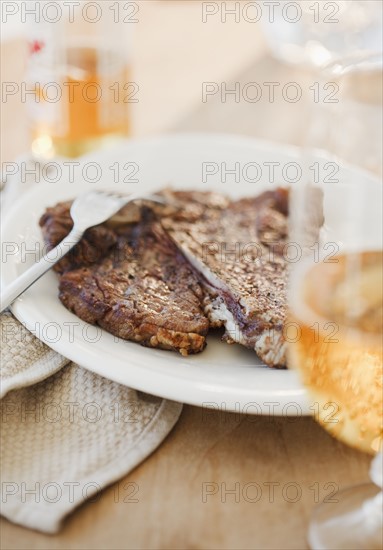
[39,188,289,366]
[39,203,209,355]
[160,188,289,368]
[40,201,119,275]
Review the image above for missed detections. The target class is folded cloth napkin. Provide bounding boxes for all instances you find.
[0,159,183,533]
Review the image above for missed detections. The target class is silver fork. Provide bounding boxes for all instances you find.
[0,190,165,312]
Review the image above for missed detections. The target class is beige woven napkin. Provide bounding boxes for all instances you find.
[0,161,183,533]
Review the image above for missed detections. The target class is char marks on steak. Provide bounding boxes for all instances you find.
[40,201,118,274]
[39,203,209,356]
[39,188,289,366]
[160,188,289,367]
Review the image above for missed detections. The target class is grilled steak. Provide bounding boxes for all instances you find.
[40,201,119,274]
[39,202,209,355]
[160,188,289,367]
[40,188,289,366]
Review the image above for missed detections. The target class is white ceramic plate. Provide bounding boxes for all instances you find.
[2,134,312,415]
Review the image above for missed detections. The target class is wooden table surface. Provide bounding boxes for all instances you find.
[0,3,371,549]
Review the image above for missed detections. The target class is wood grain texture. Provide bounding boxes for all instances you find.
[0,407,371,550]
[0,2,372,548]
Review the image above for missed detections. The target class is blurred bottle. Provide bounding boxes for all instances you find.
[261,0,382,67]
[25,0,136,158]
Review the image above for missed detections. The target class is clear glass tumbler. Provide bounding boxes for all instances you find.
[261,1,382,67]
[289,53,382,549]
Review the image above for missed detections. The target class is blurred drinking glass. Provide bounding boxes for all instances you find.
[26,0,136,158]
[262,0,382,67]
[289,53,382,549]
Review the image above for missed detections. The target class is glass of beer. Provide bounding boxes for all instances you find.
[289,53,382,549]
[25,0,136,158]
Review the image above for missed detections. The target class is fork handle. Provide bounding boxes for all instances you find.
[1,229,83,313]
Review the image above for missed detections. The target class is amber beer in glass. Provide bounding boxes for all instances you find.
[289,54,382,549]
[26,0,136,158]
